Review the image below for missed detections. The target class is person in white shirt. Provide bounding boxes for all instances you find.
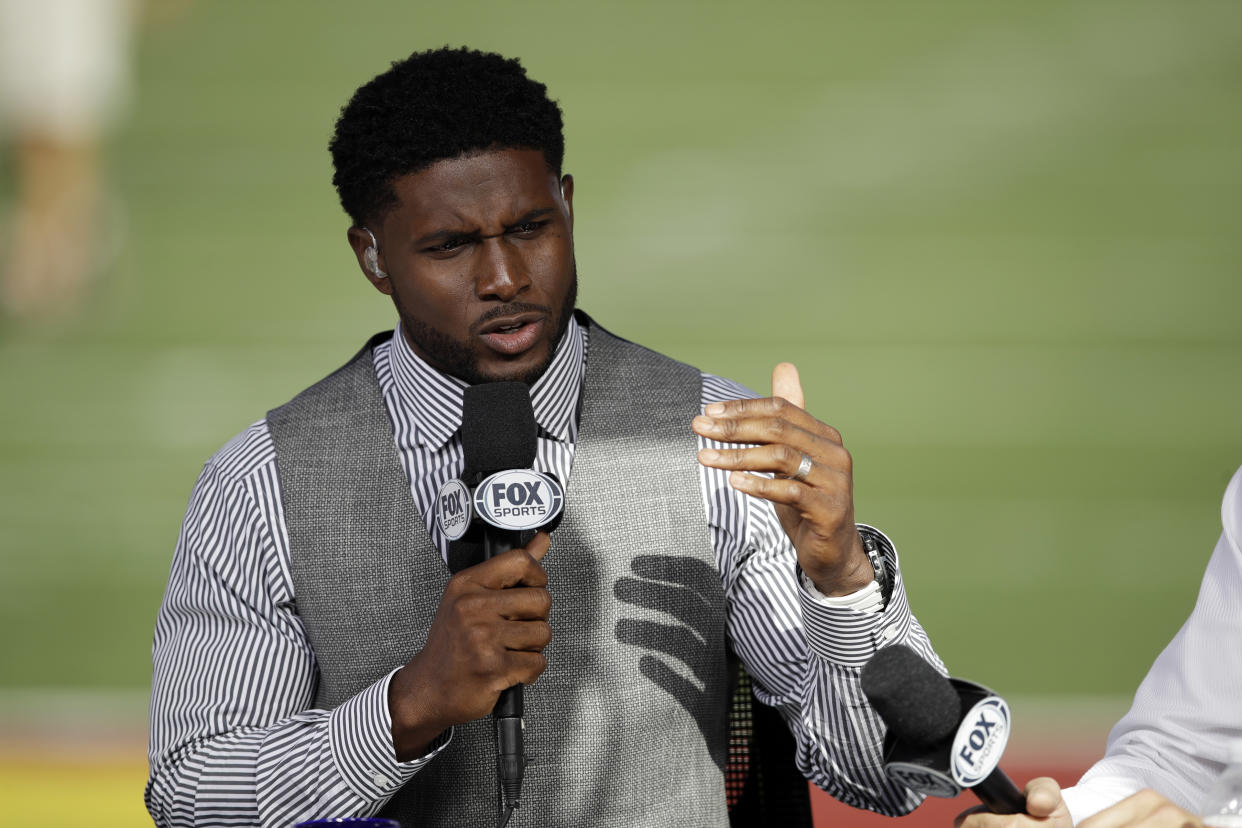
[957,463,1242,828]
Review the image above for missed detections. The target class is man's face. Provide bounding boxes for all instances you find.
[353,148,577,385]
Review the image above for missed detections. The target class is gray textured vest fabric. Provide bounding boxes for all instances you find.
[267,320,731,827]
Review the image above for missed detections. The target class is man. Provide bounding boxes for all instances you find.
[146,47,943,827]
[957,463,1242,828]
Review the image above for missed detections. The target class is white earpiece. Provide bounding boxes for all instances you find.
[362,228,387,278]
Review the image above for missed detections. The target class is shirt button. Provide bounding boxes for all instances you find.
[880,625,899,643]
[373,772,390,788]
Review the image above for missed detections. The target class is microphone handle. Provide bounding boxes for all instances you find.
[483,527,526,811]
[973,766,1027,815]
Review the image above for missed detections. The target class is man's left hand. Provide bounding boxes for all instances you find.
[692,362,873,596]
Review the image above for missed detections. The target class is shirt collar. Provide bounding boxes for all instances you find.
[388,314,586,450]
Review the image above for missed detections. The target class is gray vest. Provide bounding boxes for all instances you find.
[267,320,732,827]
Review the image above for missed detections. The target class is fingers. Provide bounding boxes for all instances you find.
[1079,789,1204,828]
[723,469,851,527]
[503,650,549,687]
[498,618,553,653]
[524,531,551,562]
[492,585,553,621]
[389,532,554,750]
[954,808,1057,828]
[695,367,864,591]
[954,805,987,828]
[481,623,550,691]
[459,532,551,589]
[696,396,842,446]
[772,361,805,408]
[698,442,852,486]
[1024,778,1066,818]
[956,779,1072,828]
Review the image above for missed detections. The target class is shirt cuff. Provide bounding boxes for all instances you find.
[798,526,914,667]
[328,667,453,802]
[1061,778,1146,826]
[800,571,883,612]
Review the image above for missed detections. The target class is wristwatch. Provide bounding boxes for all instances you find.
[857,524,893,605]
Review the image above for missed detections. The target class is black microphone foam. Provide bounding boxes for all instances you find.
[860,644,962,747]
[461,382,537,476]
[459,381,538,822]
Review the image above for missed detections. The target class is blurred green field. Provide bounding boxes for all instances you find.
[2,0,1240,754]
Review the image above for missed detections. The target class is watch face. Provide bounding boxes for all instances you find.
[859,527,890,598]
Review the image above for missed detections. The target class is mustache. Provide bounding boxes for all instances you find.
[469,302,552,335]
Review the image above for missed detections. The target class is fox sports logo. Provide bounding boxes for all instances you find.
[435,478,472,541]
[951,696,1012,788]
[473,469,564,531]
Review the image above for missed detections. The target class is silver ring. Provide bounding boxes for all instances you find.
[792,453,814,482]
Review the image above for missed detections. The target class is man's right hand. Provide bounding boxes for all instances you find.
[387,532,552,760]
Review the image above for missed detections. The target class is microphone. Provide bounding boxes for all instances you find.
[860,644,1027,815]
[447,381,563,826]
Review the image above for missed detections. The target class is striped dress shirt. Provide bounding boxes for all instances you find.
[146,315,944,827]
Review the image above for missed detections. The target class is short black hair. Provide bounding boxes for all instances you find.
[329,46,565,227]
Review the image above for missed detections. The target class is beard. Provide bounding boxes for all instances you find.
[395,266,578,386]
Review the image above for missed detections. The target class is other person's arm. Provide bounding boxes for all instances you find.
[957,465,1242,827]
[1063,466,1242,822]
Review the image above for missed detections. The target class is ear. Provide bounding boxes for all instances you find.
[559,174,574,229]
[346,226,394,295]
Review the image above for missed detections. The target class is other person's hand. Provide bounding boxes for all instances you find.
[956,777,1073,827]
[387,532,552,759]
[956,778,1205,828]
[1078,790,1204,827]
[692,362,872,595]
